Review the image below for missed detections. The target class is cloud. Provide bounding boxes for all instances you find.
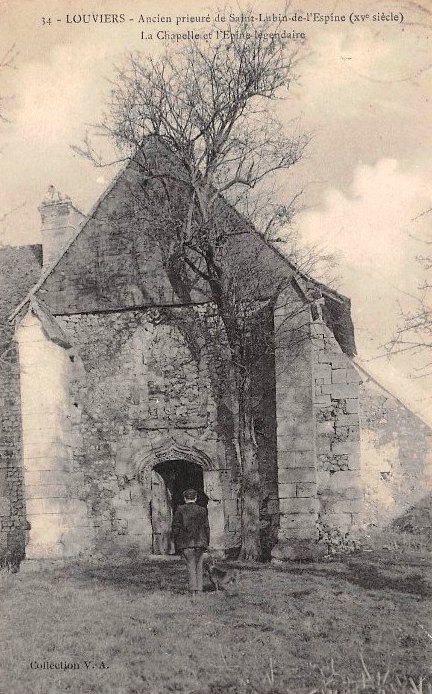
[297,158,432,280]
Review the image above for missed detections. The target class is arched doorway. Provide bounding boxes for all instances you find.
[150,459,208,555]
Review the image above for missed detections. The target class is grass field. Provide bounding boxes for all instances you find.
[1,544,432,694]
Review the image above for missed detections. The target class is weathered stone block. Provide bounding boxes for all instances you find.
[291,437,315,452]
[316,470,331,488]
[276,437,296,454]
[276,420,296,438]
[332,441,358,456]
[314,365,331,380]
[60,515,93,528]
[279,513,317,530]
[126,517,149,536]
[329,354,348,368]
[296,482,317,498]
[23,470,41,486]
[316,438,331,454]
[112,495,130,510]
[25,498,44,515]
[322,384,357,400]
[282,526,320,541]
[336,414,359,426]
[314,395,332,407]
[278,482,297,498]
[278,467,316,484]
[0,497,11,515]
[25,455,72,472]
[347,367,362,384]
[344,399,359,414]
[26,484,69,499]
[275,387,297,408]
[323,470,361,491]
[0,468,8,491]
[324,498,362,514]
[332,369,347,384]
[43,498,87,515]
[317,421,335,436]
[37,470,75,485]
[280,497,318,514]
[341,486,363,500]
[311,323,326,337]
[294,451,315,468]
[347,450,361,470]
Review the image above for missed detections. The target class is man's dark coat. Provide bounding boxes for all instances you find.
[172,502,210,550]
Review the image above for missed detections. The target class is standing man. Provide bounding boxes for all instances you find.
[172,488,210,599]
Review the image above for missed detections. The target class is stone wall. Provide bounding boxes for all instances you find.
[312,318,362,546]
[358,371,432,528]
[17,311,91,559]
[63,307,227,556]
[16,304,283,558]
[0,245,42,565]
[0,342,26,564]
[65,306,282,556]
[273,287,319,553]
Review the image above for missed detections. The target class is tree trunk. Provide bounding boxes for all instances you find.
[237,368,261,561]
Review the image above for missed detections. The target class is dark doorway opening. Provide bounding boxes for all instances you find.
[154,460,207,511]
[150,460,207,555]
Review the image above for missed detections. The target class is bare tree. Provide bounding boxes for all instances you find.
[76,16,316,559]
[385,224,432,378]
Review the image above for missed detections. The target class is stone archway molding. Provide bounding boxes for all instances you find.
[135,438,214,481]
[127,435,226,553]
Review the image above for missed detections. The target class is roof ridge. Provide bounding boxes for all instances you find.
[8,143,349,321]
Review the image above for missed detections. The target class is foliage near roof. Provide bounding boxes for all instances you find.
[6,145,356,356]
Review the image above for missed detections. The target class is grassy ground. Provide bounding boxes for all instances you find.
[1,546,431,694]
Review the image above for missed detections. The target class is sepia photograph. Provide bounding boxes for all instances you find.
[0,1,431,692]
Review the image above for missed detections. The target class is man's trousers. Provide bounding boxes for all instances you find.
[182,547,205,592]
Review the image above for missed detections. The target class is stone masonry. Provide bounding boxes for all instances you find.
[273,287,319,551]
[2,163,368,562]
[0,246,42,566]
[16,301,286,559]
[312,319,362,547]
[358,368,432,529]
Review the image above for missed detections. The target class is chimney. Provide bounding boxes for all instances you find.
[38,186,86,267]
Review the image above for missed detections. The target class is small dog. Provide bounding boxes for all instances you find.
[205,554,239,593]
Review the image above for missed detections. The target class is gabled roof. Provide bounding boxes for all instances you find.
[8,144,356,356]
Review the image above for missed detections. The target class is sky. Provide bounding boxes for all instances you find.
[0,0,431,420]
